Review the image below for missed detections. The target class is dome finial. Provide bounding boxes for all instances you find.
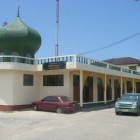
[17,5,20,17]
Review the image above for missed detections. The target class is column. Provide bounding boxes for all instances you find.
[133,79,135,93]
[124,80,127,93]
[80,70,83,107]
[111,78,114,100]
[104,74,107,104]
[93,77,98,102]
[120,77,123,96]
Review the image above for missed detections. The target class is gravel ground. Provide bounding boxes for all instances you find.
[0,108,140,140]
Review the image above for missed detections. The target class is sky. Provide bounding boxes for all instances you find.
[0,0,140,61]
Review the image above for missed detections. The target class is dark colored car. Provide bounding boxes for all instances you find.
[115,93,140,116]
[32,95,80,113]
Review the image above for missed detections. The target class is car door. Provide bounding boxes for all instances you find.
[40,96,60,111]
[49,97,61,111]
[40,96,52,110]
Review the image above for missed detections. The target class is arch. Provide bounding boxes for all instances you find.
[136,82,140,93]
[106,79,112,100]
[83,76,93,102]
[114,80,121,101]
[73,74,80,103]
[98,78,104,101]
[126,81,132,93]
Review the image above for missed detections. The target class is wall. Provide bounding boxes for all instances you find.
[0,70,40,106]
[39,70,71,99]
[0,70,13,105]
[12,71,40,105]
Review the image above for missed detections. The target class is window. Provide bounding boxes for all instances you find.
[43,75,64,86]
[129,66,136,70]
[73,75,79,86]
[23,74,33,86]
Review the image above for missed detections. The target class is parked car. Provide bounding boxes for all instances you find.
[32,95,80,113]
[115,93,140,116]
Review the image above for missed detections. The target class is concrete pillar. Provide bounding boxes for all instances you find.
[104,74,107,104]
[120,77,123,96]
[93,77,98,102]
[133,79,135,93]
[111,78,114,100]
[80,70,83,107]
[124,80,127,93]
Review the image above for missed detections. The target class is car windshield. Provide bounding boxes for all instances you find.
[121,94,139,101]
[60,96,71,102]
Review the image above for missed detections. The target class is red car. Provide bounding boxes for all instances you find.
[32,95,80,113]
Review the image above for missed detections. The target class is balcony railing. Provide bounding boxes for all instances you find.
[0,55,35,65]
[0,54,140,75]
[37,54,140,75]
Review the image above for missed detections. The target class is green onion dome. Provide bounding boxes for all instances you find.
[0,8,41,58]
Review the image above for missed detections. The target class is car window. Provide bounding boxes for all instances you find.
[41,97,52,102]
[60,96,71,102]
[121,94,139,101]
[51,97,60,102]
[41,96,60,102]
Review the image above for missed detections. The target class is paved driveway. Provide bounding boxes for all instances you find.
[0,108,140,140]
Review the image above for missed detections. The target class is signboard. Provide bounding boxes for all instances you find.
[43,61,66,70]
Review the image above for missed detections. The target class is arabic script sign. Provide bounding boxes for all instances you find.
[43,61,66,70]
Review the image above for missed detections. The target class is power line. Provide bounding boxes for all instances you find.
[79,31,140,55]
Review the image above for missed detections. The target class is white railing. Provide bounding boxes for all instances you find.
[0,54,140,75]
[37,54,76,64]
[0,55,35,65]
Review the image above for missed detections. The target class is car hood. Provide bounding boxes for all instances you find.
[117,100,137,104]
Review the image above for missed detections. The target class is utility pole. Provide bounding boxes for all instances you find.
[55,0,59,57]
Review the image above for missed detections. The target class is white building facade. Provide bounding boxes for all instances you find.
[0,11,140,111]
[0,55,140,111]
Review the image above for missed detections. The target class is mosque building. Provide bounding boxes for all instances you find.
[0,9,140,111]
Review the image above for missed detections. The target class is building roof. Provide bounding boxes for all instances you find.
[0,7,41,58]
[104,57,140,65]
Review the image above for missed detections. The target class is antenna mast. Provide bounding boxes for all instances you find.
[55,0,59,57]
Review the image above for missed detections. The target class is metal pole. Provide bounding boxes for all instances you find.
[55,0,59,57]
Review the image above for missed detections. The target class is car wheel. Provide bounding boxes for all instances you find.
[136,107,140,116]
[56,107,63,113]
[33,105,38,111]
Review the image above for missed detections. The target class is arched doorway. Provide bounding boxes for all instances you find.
[136,82,140,93]
[73,75,80,103]
[83,76,93,102]
[127,81,132,93]
[107,79,112,100]
[98,78,104,101]
[114,80,120,101]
